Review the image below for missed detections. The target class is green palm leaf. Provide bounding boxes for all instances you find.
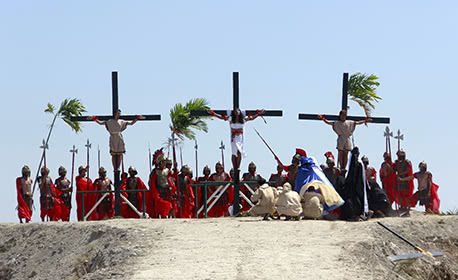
[349,73,382,117]
[170,98,211,140]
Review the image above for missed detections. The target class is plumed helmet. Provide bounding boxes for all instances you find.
[58,166,67,176]
[153,148,165,166]
[324,151,335,161]
[22,165,30,176]
[419,161,427,170]
[128,166,137,176]
[296,148,307,157]
[326,157,335,165]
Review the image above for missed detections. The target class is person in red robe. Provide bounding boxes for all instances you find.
[394,150,415,216]
[94,167,114,220]
[75,166,98,221]
[16,165,33,223]
[176,165,195,218]
[55,166,72,221]
[120,166,149,218]
[276,148,306,191]
[400,161,440,214]
[209,162,233,217]
[148,149,177,218]
[196,166,211,218]
[379,152,396,206]
[38,167,62,222]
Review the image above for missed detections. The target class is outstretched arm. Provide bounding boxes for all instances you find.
[355,118,372,125]
[87,116,106,125]
[317,115,333,125]
[245,109,266,121]
[398,175,414,181]
[126,115,145,126]
[207,110,228,121]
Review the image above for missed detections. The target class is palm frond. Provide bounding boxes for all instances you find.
[45,103,55,114]
[170,98,211,140]
[57,98,87,133]
[348,73,382,117]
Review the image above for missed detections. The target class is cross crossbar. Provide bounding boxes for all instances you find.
[298,72,390,124]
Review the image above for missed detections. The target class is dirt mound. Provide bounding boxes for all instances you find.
[344,214,458,280]
[0,220,149,280]
[0,214,456,280]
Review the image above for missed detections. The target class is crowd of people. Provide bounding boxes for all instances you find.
[15,108,440,222]
[15,146,440,223]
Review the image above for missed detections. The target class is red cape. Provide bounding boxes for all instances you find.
[120,177,149,218]
[75,176,98,221]
[55,177,72,221]
[176,175,195,218]
[395,160,415,207]
[379,162,396,205]
[409,176,441,214]
[16,177,32,222]
[148,169,177,218]
[39,177,63,221]
[94,178,114,219]
[209,173,233,217]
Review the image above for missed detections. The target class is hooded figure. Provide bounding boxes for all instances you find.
[249,178,277,220]
[339,147,369,221]
[301,185,325,219]
[275,183,302,218]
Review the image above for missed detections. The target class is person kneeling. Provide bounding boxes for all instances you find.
[249,178,277,220]
[276,183,302,221]
[301,186,325,220]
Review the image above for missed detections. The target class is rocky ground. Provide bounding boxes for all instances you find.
[0,213,456,280]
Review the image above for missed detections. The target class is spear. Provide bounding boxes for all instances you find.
[69,145,78,193]
[394,129,404,215]
[85,139,92,193]
[219,140,225,170]
[253,128,281,161]
[383,126,393,156]
[194,140,198,180]
[97,145,100,170]
[39,139,49,221]
[148,142,152,174]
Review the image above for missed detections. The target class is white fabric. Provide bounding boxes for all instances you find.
[229,122,246,158]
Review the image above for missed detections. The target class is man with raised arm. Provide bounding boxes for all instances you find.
[318,110,371,171]
[89,109,145,171]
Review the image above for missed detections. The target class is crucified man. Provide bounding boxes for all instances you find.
[318,110,371,171]
[88,109,145,171]
[208,108,265,171]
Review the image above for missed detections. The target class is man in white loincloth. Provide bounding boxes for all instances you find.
[208,108,265,171]
[89,109,145,171]
[318,110,371,171]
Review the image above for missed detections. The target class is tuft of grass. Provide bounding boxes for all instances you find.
[439,207,458,216]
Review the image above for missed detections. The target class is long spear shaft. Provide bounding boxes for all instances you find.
[85,139,92,195]
[219,140,225,170]
[253,128,280,160]
[39,139,49,221]
[148,142,152,174]
[194,140,198,180]
[69,145,78,191]
[97,145,100,170]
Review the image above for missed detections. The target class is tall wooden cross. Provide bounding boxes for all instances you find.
[71,71,161,217]
[298,73,390,123]
[190,72,283,215]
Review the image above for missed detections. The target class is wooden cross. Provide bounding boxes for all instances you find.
[190,72,283,215]
[71,71,161,217]
[298,73,390,123]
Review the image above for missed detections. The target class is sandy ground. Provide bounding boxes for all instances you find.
[0,213,457,280]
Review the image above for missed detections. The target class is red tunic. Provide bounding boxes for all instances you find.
[148,168,177,218]
[408,173,441,214]
[16,177,32,222]
[379,162,396,206]
[75,176,98,221]
[120,176,149,218]
[94,177,114,220]
[196,175,210,218]
[209,173,233,217]
[177,175,195,218]
[394,160,415,207]
[39,177,63,221]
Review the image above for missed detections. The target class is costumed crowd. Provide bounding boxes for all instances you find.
[15,109,440,222]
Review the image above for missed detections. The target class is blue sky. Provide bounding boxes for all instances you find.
[1,1,457,222]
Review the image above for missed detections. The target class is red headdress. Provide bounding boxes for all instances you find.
[296,148,307,157]
[324,151,335,161]
[153,148,165,166]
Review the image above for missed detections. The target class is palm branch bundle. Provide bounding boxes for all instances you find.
[348,73,382,117]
